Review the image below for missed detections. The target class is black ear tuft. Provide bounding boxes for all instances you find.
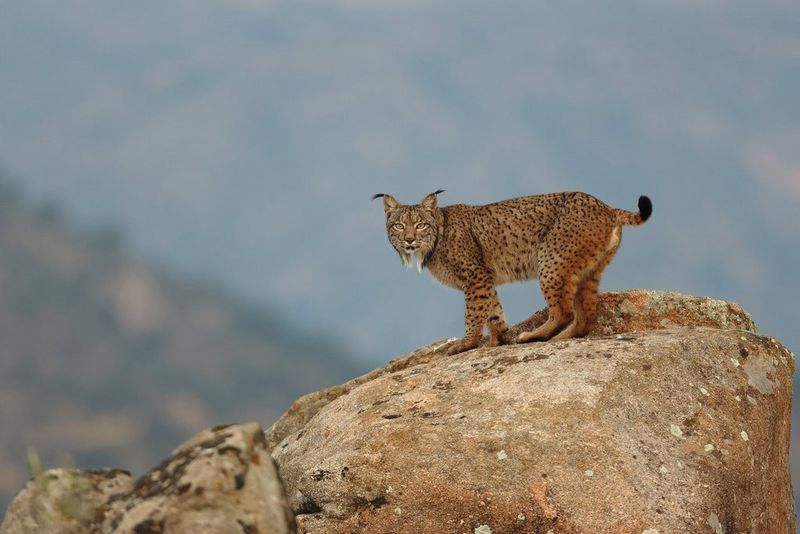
[433,189,445,195]
[638,195,652,222]
[372,193,386,200]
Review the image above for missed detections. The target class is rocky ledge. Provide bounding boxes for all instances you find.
[267,290,794,533]
[1,290,794,534]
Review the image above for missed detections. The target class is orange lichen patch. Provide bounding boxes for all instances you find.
[591,290,757,336]
[528,480,558,520]
[487,290,758,349]
[324,475,573,534]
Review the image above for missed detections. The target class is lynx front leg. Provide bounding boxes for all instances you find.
[486,290,509,347]
[447,281,496,356]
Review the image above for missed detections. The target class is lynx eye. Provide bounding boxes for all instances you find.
[415,223,429,230]
[392,223,405,231]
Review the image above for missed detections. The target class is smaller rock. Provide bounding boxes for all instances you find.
[0,469,132,534]
[104,422,294,533]
[0,423,295,534]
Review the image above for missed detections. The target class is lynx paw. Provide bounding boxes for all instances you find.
[497,329,516,345]
[517,331,546,344]
[446,339,479,356]
[486,328,511,347]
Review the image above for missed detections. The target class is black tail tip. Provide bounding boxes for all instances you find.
[638,195,652,222]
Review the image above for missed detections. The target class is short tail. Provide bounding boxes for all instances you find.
[613,195,652,226]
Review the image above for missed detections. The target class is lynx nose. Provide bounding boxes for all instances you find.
[404,237,415,245]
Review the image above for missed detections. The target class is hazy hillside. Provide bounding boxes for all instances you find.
[0,179,363,512]
[0,0,797,361]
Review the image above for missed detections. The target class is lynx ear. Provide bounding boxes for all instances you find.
[420,189,445,211]
[372,193,400,213]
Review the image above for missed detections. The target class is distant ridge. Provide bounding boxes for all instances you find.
[0,176,364,514]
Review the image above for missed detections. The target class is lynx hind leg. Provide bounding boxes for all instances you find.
[551,272,599,341]
[517,268,577,343]
[580,246,620,333]
[518,216,612,344]
[552,236,620,341]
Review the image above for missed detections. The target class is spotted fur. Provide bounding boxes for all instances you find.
[376,191,652,355]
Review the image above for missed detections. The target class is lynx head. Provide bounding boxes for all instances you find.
[373,190,444,271]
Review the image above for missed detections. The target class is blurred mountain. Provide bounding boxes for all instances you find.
[0,0,797,361]
[0,178,363,513]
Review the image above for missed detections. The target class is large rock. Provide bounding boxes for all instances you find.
[268,291,794,533]
[265,290,758,452]
[1,423,295,534]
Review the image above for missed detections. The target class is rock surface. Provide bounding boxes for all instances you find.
[0,469,132,534]
[1,423,295,534]
[267,291,794,533]
[265,290,758,452]
[1,291,792,533]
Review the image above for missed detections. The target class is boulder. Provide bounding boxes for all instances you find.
[0,469,132,534]
[1,291,791,533]
[268,291,794,533]
[1,423,295,534]
[265,290,758,452]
